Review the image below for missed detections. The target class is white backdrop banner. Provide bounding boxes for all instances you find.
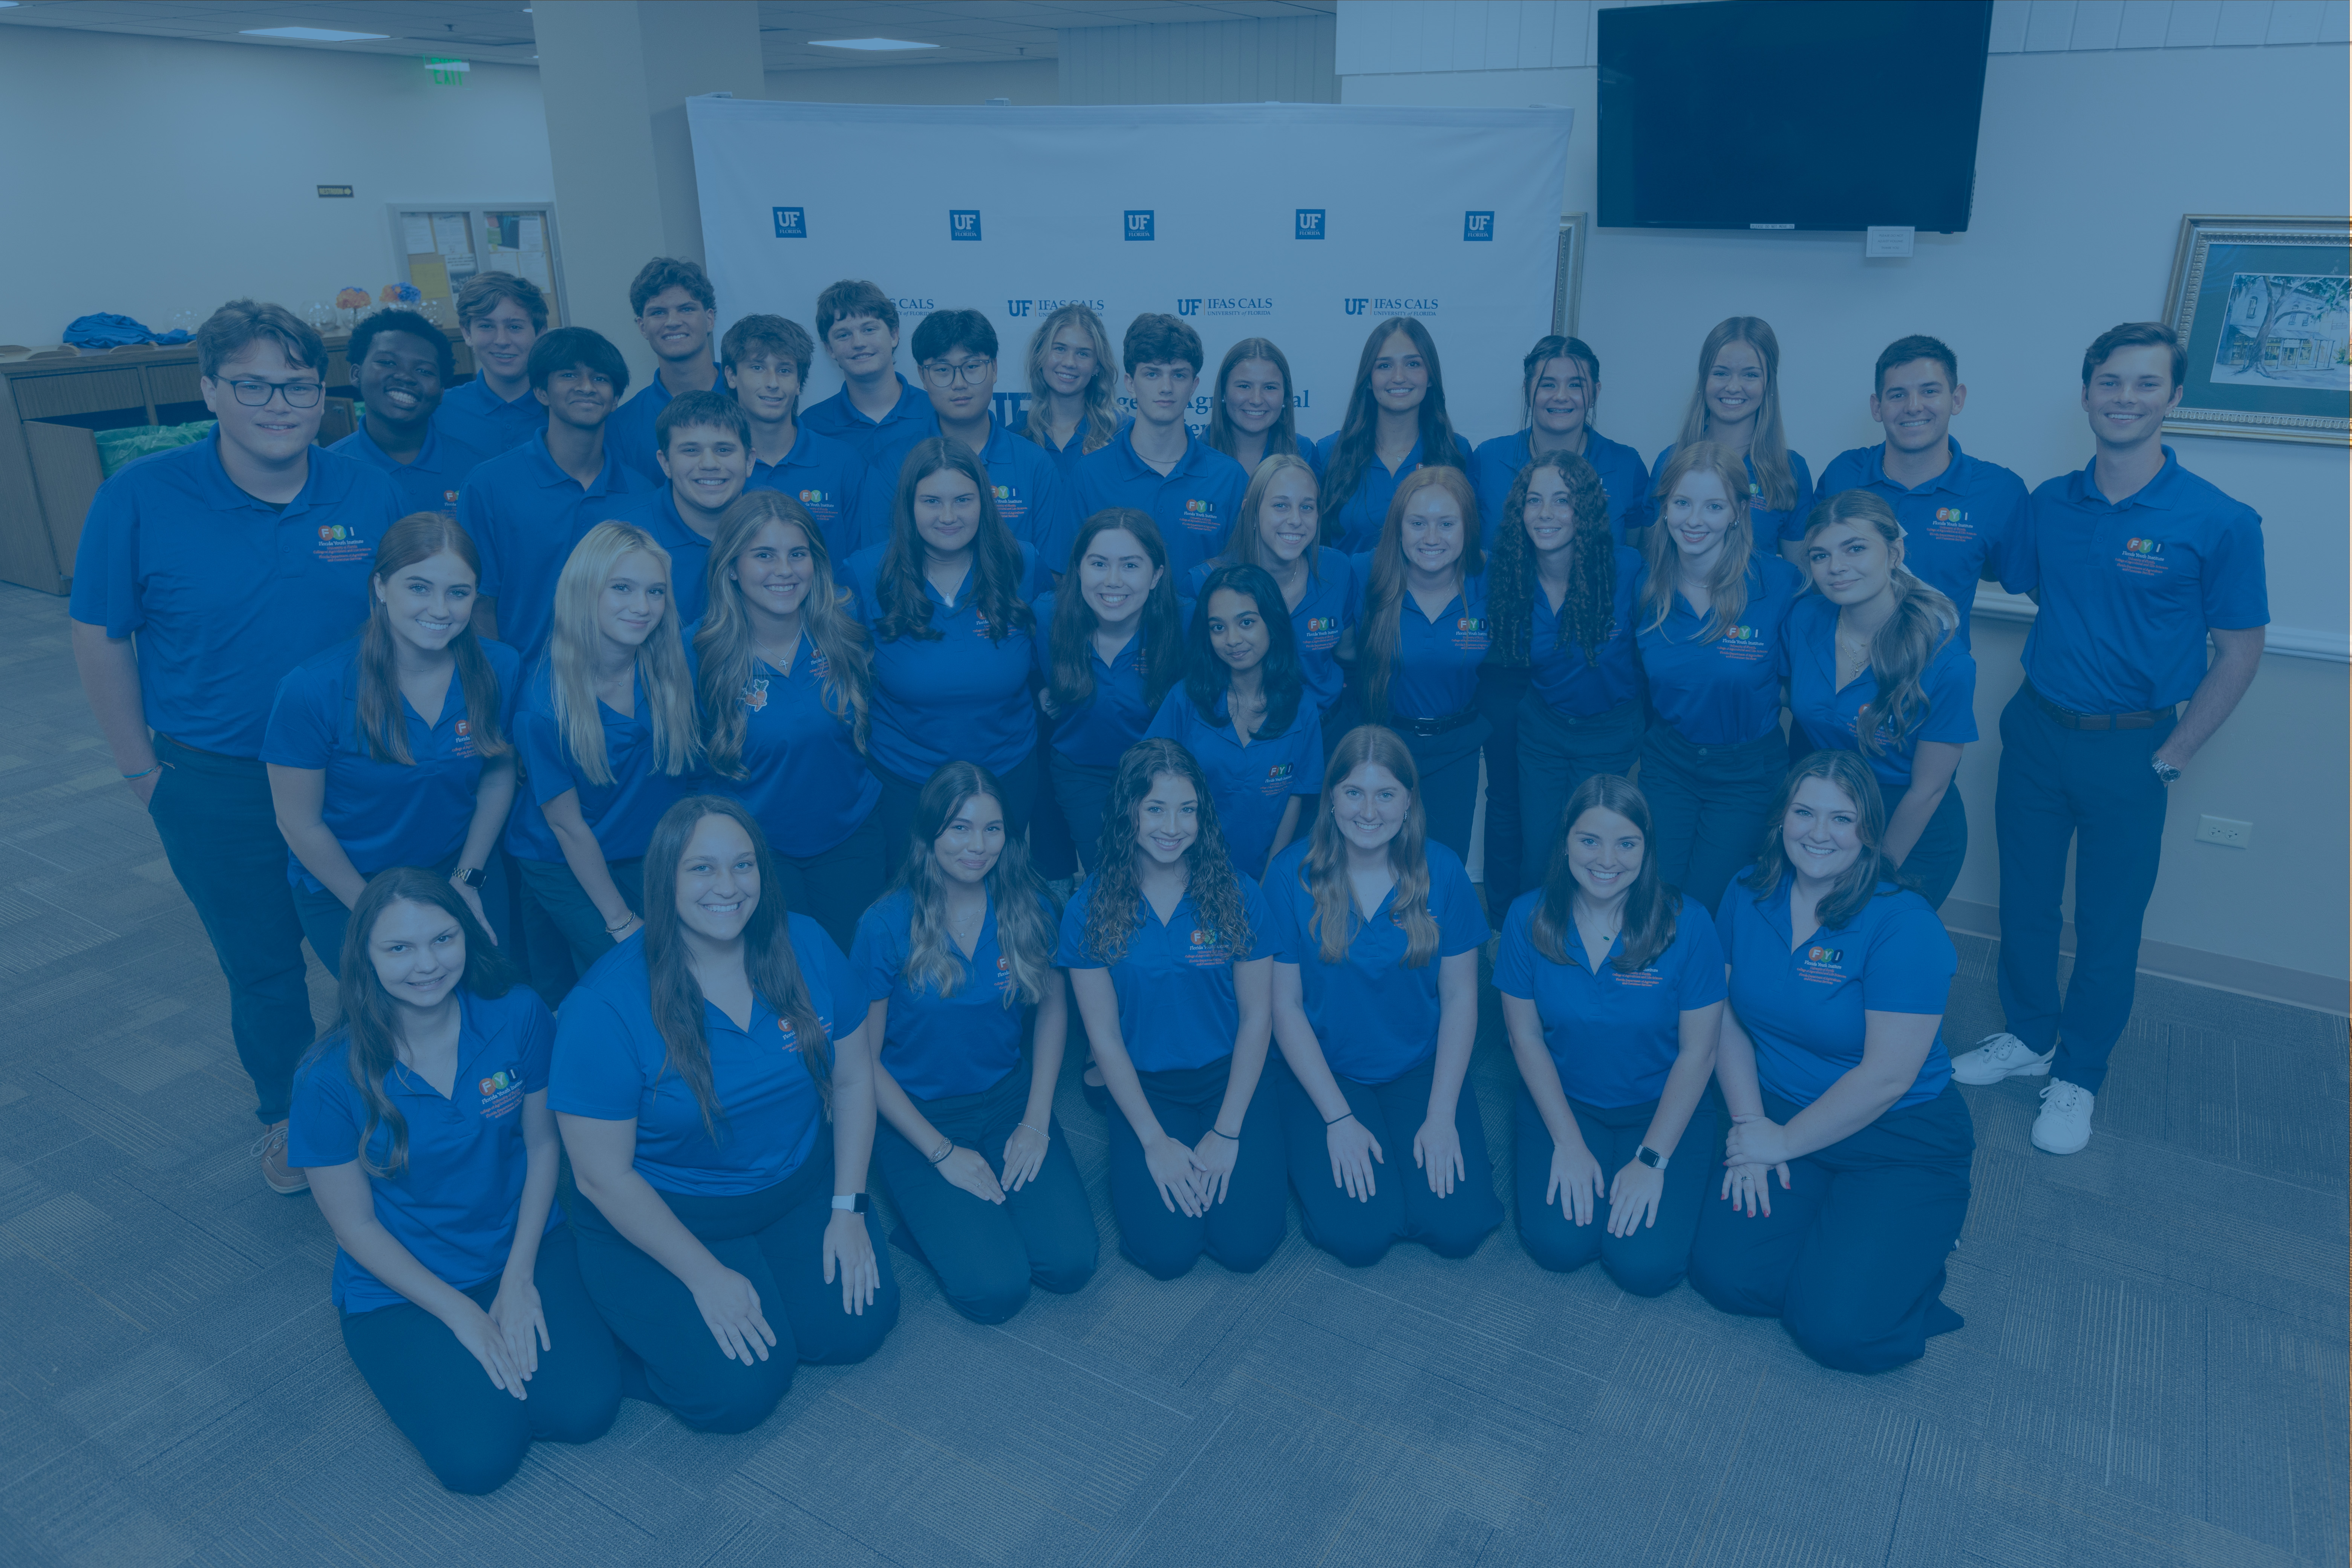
[686,99,1573,446]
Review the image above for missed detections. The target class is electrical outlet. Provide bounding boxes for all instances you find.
[2195,815,2253,849]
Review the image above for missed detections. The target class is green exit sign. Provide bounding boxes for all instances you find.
[424,56,470,86]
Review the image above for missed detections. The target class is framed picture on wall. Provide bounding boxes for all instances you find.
[1553,213,1587,340]
[2161,214,2350,446]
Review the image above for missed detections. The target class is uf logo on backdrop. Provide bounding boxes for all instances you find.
[1177,299,1201,316]
[1464,211,1494,240]
[1296,209,1325,239]
[1125,210,1155,241]
[950,209,982,241]
[1006,299,1031,317]
[772,207,806,239]
[1344,299,1369,315]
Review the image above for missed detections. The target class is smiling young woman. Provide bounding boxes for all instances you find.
[1648,317,1812,551]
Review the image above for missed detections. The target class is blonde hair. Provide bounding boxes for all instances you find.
[548,522,700,786]
[695,490,871,773]
[1801,490,1960,756]
[1225,453,1324,580]
[1357,465,1481,725]
[1673,316,1797,511]
[1638,441,1756,643]
[1297,726,1439,967]
[1021,305,1117,455]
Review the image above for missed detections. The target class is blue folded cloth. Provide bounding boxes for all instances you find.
[63,313,184,349]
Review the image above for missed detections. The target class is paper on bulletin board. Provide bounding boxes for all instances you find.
[409,256,452,299]
[403,216,435,254]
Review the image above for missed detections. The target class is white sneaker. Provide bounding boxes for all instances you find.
[2031,1080,2095,1155]
[1949,1032,2054,1086]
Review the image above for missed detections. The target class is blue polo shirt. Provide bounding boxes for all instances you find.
[606,369,713,489]
[2015,449,2269,715]
[548,920,858,1197]
[504,660,687,864]
[603,488,717,630]
[1054,873,1276,1074]
[853,887,1055,1103]
[1634,553,1803,746]
[1494,890,1726,1109]
[855,418,1080,568]
[457,431,638,663]
[1072,425,1249,580]
[1143,687,1324,877]
[1358,564,1492,720]
[1470,427,1649,549]
[1263,839,1488,1084]
[683,623,877,858]
[69,434,401,758]
[1813,440,2029,651]
[1783,593,1975,798]
[1031,591,1192,768]
[845,544,1042,780]
[1716,875,1955,1112]
[1313,432,1477,555]
[800,374,931,464]
[1529,545,1646,718]
[262,635,523,891]
[746,423,866,565]
[288,985,559,1313]
[329,424,491,520]
[1650,444,1815,545]
[433,376,544,459]
[1187,548,1356,719]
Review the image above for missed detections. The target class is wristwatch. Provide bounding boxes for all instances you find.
[831,1193,869,1213]
[1635,1145,1668,1171]
[451,865,487,888]
[2150,758,2182,786]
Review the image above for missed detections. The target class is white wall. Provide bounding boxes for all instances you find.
[1343,11,2352,988]
[1059,13,1337,104]
[763,59,1060,106]
[0,26,553,351]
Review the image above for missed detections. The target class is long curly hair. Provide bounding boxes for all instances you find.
[885,761,1060,1005]
[1297,725,1439,967]
[695,489,872,772]
[1638,441,1756,643]
[871,436,1034,647]
[1081,738,1251,967]
[1356,465,1482,724]
[1799,490,1959,757]
[1529,773,1678,974]
[1486,450,1616,666]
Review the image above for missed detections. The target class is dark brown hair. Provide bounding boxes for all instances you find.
[1048,510,1184,715]
[1530,773,1678,973]
[1318,317,1463,534]
[1741,751,1909,928]
[872,438,1035,647]
[358,514,510,765]
[1080,738,1251,967]
[1486,452,1616,666]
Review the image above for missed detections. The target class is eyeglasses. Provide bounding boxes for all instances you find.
[219,378,325,409]
[921,357,994,387]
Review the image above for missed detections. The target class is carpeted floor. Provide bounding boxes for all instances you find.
[1,582,2343,1568]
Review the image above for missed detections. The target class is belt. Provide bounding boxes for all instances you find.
[1395,704,1481,738]
[155,733,251,761]
[2025,683,2175,732]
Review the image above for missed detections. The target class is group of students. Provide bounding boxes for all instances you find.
[65,258,2268,1495]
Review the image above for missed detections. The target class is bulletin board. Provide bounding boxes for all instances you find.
[386,204,569,326]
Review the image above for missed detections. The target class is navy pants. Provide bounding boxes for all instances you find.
[1885,779,1967,913]
[292,846,511,980]
[1478,665,1532,913]
[1516,695,1645,888]
[341,1224,620,1493]
[1274,1054,1501,1267]
[772,808,886,959]
[1108,1057,1288,1280]
[1514,1089,1715,1297]
[1396,718,1491,869]
[1051,753,1118,872]
[1637,721,1787,917]
[148,738,314,1125]
[1994,688,2171,1093]
[515,854,645,1004]
[1687,1085,1973,1374]
[873,1066,1099,1323]
[569,1133,900,1433]
[873,748,1039,880]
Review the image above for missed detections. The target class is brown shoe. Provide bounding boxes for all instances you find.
[255,1120,309,1195]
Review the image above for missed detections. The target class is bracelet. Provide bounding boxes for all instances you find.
[1207,1125,1239,1142]
[927,1137,954,1164]
[603,913,635,934]
[1016,1121,1048,1139]
[1324,1110,1356,1127]
[120,764,159,782]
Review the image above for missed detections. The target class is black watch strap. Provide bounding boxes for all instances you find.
[1635,1144,1667,1170]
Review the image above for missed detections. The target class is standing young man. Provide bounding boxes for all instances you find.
[457,326,637,662]
[605,257,719,487]
[851,308,1078,562]
[1072,313,1246,580]
[1814,335,2031,649]
[69,301,402,1193]
[330,307,488,517]
[433,271,548,458]
[799,279,929,462]
[608,390,750,628]
[1955,323,2268,1154]
[722,312,864,563]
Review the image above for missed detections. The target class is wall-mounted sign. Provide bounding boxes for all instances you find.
[317,185,355,198]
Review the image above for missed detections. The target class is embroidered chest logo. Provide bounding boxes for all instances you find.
[807,650,831,678]
[1452,614,1491,652]
[313,523,369,563]
[441,487,463,508]
[1181,499,1220,531]
[478,1067,523,1120]
[991,485,1019,510]
[995,953,1015,997]
[1717,623,1767,663]
[452,718,476,756]
[1798,945,1846,985]
[1926,505,1974,542]
[740,677,769,712]
[1260,760,1294,795]
[775,1014,829,1050]
[795,488,833,514]
[1302,615,1340,650]
[1185,928,1230,966]
[2117,537,2169,576]
[1612,966,1663,988]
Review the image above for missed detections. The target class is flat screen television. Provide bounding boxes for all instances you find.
[1598,0,1993,233]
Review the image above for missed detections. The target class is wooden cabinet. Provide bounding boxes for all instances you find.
[0,328,470,594]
